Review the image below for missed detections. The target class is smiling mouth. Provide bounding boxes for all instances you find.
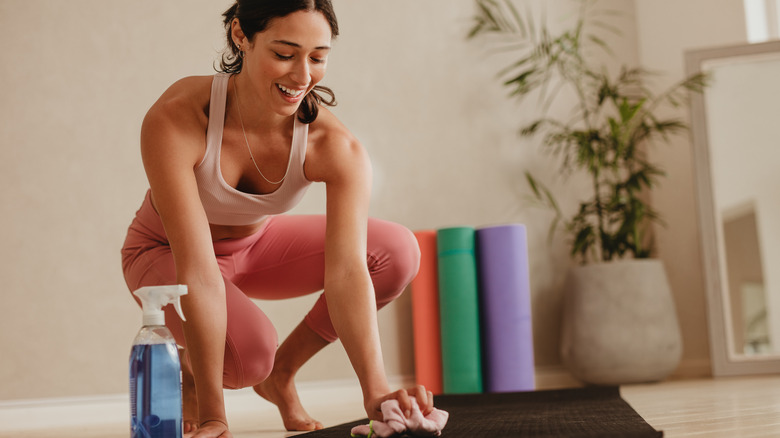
[276,84,305,98]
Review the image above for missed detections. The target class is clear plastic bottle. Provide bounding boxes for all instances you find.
[129,285,187,438]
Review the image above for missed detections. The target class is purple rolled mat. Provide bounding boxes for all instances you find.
[476,224,535,392]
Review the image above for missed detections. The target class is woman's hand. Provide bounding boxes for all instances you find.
[184,420,233,438]
[365,385,435,421]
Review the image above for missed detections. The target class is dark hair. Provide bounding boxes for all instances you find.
[220,0,339,124]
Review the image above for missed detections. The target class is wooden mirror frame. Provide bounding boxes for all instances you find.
[686,39,780,376]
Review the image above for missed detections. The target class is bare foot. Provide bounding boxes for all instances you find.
[253,372,324,431]
[179,349,199,434]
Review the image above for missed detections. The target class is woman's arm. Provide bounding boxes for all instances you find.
[140,82,231,435]
[306,113,433,419]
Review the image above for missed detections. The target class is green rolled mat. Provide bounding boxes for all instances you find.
[436,226,483,394]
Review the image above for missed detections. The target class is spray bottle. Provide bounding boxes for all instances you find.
[129,285,187,438]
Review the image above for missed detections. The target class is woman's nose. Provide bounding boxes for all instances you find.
[290,58,310,85]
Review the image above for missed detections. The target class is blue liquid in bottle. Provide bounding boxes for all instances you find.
[129,334,182,438]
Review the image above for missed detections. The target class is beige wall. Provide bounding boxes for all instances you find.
[0,0,236,400]
[0,0,737,402]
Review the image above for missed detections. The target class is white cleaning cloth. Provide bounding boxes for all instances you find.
[350,398,449,437]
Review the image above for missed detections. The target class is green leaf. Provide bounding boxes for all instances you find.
[520,120,544,136]
[587,34,613,55]
[504,68,536,86]
[525,171,544,200]
[504,0,528,37]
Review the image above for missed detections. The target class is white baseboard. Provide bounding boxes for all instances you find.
[533,365,582,389]
[0,376,402,433]
[531,358,714,389]
[671,357,713,380]
[0,370,580,432]
[0,392,131,432]
[0,362,708,432]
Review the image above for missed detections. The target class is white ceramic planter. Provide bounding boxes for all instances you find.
[560,259,683,385]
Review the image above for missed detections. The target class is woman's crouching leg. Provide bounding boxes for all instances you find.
[221,279,279,389]
[304,217,421,341]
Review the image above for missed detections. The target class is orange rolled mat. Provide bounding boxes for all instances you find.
[411,230,444,395]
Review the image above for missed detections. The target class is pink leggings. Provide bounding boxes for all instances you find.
[121,191,420,390]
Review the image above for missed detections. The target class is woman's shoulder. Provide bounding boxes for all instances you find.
[305,107,369,183]
[140,75,216,162]
[144,75,215,128]
[308,107,358,148]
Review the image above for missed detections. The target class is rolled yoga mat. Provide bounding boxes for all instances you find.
[476,224,535,392]
[436,226,483,394]
[411,230,443,395]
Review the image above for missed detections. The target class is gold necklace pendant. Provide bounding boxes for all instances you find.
[232,76,287,185]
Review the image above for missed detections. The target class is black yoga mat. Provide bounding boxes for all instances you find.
[297,386,662,437]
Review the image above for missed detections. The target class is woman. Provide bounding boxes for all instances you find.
[121,1,432,437]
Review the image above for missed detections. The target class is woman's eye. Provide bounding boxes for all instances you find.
[274,52,293,60]
[310,57,325,64]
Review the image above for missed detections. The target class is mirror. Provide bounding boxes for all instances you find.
[686,40,780,376]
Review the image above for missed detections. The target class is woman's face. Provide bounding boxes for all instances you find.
[235,11,332,118]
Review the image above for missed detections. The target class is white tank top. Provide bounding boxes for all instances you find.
[193,73,312,226]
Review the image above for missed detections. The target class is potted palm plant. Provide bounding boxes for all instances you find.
[469,0,708,384]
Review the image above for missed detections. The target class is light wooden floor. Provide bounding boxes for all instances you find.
[5,374,780,437]
[622,374,780,437]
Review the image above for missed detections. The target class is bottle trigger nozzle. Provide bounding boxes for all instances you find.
[173,298,186,322]
[133,285,188,327]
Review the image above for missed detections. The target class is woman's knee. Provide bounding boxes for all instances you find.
[367,219,421,305]
[222,328,277,389]
[222,289,279,389]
